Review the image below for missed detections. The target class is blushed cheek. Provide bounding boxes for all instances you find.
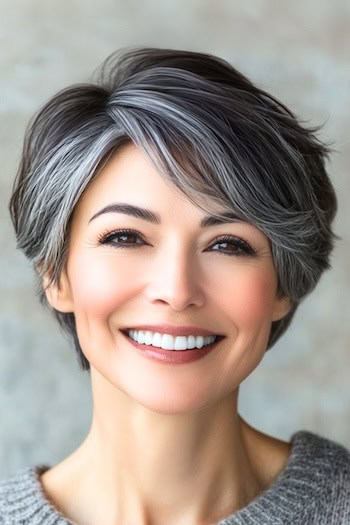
[217,270,277,328]
[68,254,140,319]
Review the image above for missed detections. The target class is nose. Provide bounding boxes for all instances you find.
[144,241,205,311]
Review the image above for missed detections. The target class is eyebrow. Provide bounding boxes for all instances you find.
[89,202,244,228]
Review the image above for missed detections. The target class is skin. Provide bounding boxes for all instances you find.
[41,143,292,525]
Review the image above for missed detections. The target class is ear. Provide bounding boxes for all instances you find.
[43,268,74,313]
[271,295,292,322]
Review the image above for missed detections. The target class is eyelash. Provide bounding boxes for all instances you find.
[97,229,257,257]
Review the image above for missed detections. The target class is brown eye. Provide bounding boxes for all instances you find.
[208,235,257,257]
[98,229,145,248]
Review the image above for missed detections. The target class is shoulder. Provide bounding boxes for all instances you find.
[291,430,350,480]
[0,464,57,524]
[287,431,350,523]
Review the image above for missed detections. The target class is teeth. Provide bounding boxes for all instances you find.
[127,330,217,351]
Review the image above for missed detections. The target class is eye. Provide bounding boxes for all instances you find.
[207,235,257,257]
[97,230,257,257]
[97,229,146,248]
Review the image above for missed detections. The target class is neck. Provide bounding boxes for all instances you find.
[41,369,288,525]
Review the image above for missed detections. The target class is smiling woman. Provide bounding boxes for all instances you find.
[1,47,349,525]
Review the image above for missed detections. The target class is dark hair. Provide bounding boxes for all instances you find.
[9,47,338,371]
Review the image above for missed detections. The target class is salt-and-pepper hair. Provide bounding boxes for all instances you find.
[9,47,338,371]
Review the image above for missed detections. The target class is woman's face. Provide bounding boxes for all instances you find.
[46,143,290,414]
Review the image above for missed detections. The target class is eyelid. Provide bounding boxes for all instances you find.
[97,228,252,245]
[96,227,145,244]
[209,234,257,255]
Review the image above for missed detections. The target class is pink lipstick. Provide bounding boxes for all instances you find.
[120,331,224,364]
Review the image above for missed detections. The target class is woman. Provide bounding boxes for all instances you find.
[1,47,349,524]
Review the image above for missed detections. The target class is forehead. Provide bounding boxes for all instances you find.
[74,142,231,220]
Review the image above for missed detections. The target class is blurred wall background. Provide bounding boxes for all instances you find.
[1,0,349,477]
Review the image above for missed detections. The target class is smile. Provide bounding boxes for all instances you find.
[120,330,225,365]
[126,329,218,351]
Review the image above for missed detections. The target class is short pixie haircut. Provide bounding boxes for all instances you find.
[9,47,338,371]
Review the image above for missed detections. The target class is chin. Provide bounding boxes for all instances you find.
[118,380,220,416]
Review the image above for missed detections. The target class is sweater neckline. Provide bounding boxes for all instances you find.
[4,431,333,524]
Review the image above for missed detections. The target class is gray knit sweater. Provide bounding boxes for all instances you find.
[1,431,350,524]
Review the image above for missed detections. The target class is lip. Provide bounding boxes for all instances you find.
[121,331,224,364]
[120,323,224,337]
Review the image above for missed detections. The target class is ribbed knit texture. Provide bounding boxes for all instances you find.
[1,431,350,524]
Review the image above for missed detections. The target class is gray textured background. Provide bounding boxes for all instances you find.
[1,0,349,478]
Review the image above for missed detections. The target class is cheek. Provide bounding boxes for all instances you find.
[68,251,138,317]
[215,265,278,327]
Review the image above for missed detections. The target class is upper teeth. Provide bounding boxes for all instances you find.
[127,330,217,351]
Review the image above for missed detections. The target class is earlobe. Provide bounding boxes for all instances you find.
[272,296,292,322]
[43,269,74,313]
